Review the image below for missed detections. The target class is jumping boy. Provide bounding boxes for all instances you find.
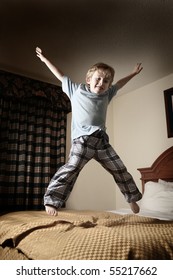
[36,47,143,216]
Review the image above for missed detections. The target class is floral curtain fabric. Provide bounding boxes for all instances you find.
[0,70,71,211]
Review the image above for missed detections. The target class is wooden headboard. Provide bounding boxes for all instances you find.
[138,146,173,193]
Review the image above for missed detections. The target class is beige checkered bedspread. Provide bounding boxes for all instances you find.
[0,210,173,260]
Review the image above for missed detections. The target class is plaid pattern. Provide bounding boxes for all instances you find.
[0,70,71,211]
[44,130,142,208]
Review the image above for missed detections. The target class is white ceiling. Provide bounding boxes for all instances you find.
[1,0,173,94]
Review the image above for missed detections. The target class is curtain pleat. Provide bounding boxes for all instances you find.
[0,70,71,211]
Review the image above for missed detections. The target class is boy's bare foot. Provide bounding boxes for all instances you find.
[129,202,140,214]
[45,205,58,216]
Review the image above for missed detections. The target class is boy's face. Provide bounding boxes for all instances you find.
[86,70,112,94]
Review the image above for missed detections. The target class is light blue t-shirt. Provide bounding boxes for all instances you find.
[62,76,118,140]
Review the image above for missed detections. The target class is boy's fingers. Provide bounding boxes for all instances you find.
[36,47,42,53]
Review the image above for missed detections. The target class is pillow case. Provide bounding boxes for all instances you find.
[158,179,173,187]
[140,181,173,214]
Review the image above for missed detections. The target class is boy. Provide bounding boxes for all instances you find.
[36,47,143,216]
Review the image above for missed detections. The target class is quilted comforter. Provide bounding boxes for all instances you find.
[0,210,173,260]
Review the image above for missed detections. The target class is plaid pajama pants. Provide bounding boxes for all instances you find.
[44,130,142,209]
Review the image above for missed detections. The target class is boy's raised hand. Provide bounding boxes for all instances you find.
[36,47,45,62]
[133,63,143,75]
[35,46,64,82]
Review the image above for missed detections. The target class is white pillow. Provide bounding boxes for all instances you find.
[158,179,173,187]
[140,181,173,214]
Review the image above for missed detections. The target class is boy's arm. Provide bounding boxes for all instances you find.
[36,47,64,82]
[115,63,143,90]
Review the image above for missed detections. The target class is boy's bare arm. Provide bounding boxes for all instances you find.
[115,63,143,90]
[36,47,64,82]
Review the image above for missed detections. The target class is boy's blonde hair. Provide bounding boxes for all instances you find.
[86,62,115,86]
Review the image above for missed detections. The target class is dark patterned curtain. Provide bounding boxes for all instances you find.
[0,70,71,212]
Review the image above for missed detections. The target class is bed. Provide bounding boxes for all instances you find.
[0,146,173,260]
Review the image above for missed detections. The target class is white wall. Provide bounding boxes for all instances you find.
[113,73,173,209]
[66,73,173,210]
